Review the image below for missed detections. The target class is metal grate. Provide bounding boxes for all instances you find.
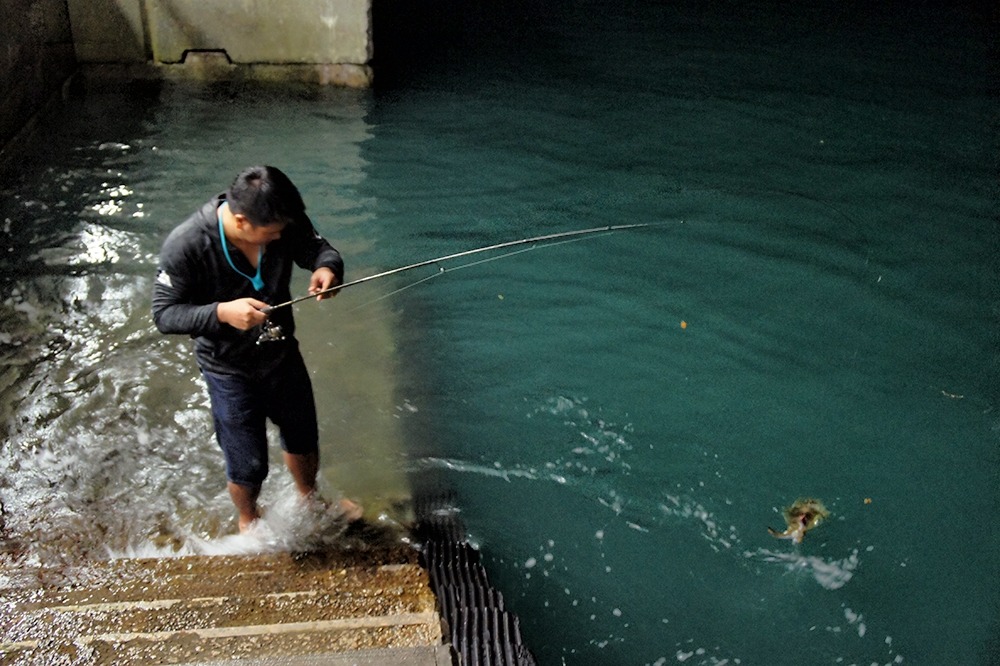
[415,497,536,666]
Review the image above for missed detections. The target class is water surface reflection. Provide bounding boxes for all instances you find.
[0,84,411,568]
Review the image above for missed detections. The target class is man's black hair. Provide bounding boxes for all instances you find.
[226,166,305,227]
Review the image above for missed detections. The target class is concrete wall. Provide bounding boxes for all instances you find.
[66,0,148,63]
[66,0,373,86]
[0,0,373,160]
[148,0,372,64]
[0,0,77,159]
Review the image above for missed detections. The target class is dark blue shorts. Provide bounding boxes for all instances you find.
[201,352,319,488]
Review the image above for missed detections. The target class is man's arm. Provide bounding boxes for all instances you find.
[151,225,231,336]
[290,215,344,282]
[153,266,273,334]
[152,266,222,336]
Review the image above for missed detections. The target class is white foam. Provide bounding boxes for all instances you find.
[106,491,355,559]
[748,547,861,590]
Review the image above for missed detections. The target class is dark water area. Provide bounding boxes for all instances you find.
[1,0,997,664]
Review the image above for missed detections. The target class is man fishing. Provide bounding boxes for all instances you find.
[152,165,361,533]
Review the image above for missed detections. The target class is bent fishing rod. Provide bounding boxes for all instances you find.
[261,222,657,315]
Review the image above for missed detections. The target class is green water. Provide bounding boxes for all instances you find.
[1,1,996,664]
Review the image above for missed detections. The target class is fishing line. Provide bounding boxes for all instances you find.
[344,234,597,312]
[255,222,661,343]
[262,222,659,315]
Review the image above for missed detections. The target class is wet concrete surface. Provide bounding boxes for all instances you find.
[0,531,448,665]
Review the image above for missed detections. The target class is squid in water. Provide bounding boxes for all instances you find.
[768,498,829,544]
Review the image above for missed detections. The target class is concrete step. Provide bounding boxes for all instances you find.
[179,646,454,665]
[1,549,448,665]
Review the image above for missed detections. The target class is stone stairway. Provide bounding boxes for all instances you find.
[0,544,450,665]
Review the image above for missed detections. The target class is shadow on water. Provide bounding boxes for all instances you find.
[362,2,997,664]
[371,0,541,90]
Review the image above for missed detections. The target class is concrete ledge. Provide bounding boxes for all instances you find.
[75,59,374,89]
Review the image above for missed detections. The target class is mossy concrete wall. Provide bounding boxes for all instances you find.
[0,0,77,159]
[0,0,373,161]
[66,0,373,86]
[65,0,148,63]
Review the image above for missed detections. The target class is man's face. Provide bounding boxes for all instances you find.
[236,215,287,245]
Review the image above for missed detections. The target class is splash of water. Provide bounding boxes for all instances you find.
[106,490,357,559]
[747,546,861,591]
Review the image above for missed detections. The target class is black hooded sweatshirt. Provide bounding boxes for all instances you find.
[152,194,343,377]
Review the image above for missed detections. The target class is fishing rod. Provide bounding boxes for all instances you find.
[261,222,657,315]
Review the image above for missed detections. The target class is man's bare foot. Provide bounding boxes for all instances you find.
[238,515,261,534]
[298,491,362,521]
[237,505,266,534]
[337,498,363,523]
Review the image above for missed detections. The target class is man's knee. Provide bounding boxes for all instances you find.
[226,454,269,487]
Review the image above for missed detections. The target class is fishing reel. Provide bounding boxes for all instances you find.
[256,319,286,344]
[254,304,285,345]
